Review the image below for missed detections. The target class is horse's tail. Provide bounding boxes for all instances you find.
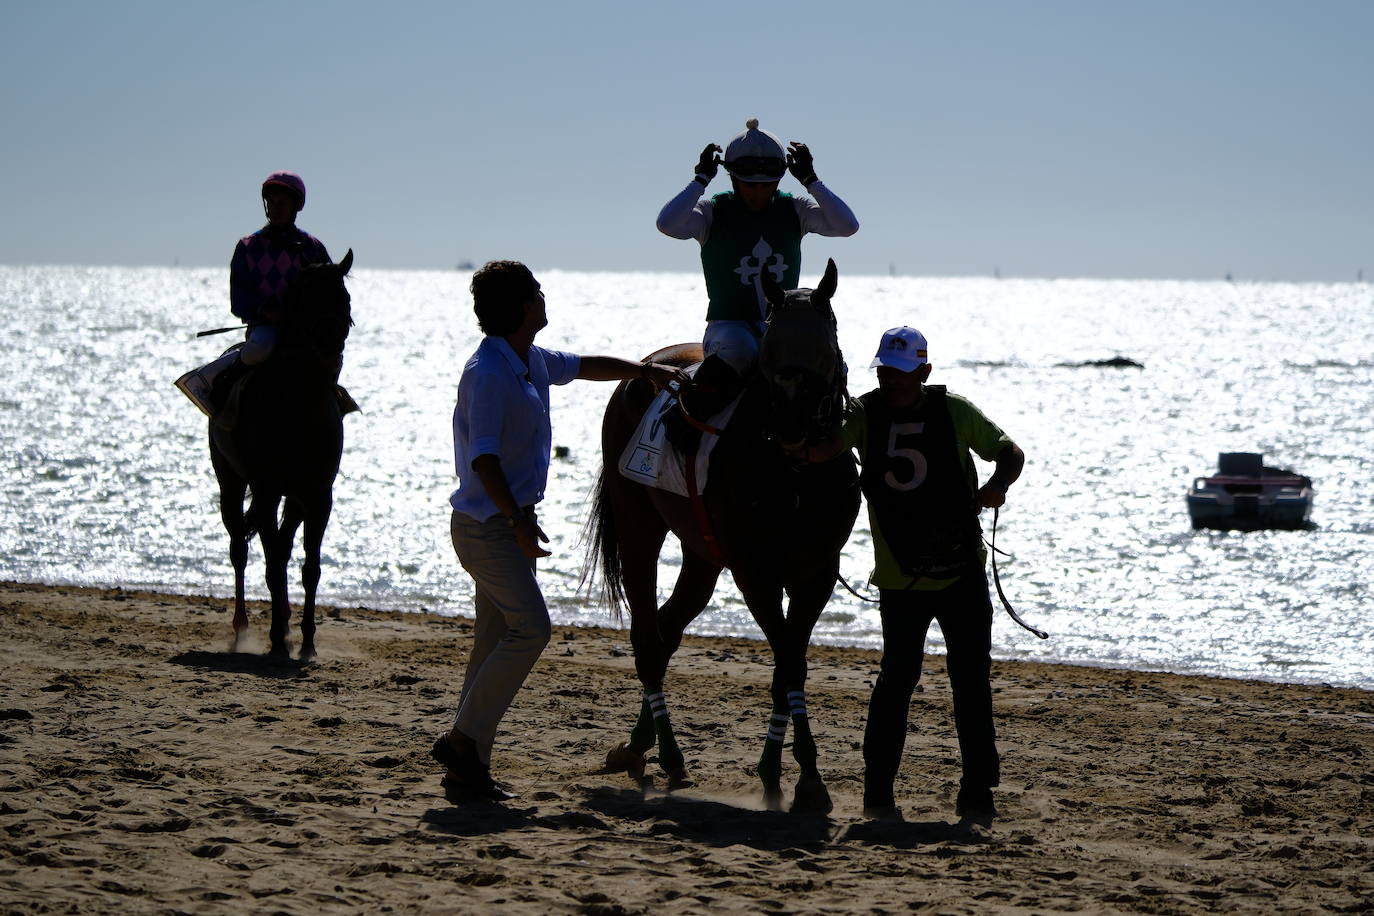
[578,466,626,624]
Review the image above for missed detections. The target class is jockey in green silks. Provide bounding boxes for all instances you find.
[655,119,859,445]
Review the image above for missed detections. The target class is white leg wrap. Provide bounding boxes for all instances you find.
[767,712,788,743]
[788,690,807,718]
[647,691,669,719]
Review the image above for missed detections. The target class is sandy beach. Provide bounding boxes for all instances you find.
[1,579,1371,914]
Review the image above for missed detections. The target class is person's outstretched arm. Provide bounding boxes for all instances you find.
[577,356,690,389]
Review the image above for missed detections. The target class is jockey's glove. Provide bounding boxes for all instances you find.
[787,142,818,188]
[695,144,722,185]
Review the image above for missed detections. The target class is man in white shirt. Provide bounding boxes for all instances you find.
[433,260,686,802]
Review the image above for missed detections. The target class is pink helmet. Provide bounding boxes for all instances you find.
[261,171,306,209]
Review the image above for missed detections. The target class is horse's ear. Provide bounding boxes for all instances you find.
[815,258,838,306]
[338,249,354,276]
[760,266,785,315]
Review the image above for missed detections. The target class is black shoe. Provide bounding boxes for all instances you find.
[955,786,997,819]
[430,733,484,778]
[432,733,514,802]
[441,772,516,803]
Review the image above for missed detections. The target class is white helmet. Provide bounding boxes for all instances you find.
[723,118,786,183]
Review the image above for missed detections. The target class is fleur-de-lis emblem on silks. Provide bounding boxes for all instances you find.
[735,238,789,304]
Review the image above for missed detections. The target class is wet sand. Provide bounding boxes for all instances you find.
[1,580,1371,914]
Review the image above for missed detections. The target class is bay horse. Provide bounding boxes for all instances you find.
[208,250,354,660]
[586,259,860,813]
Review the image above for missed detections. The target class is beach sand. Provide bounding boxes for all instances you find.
[1,580,1371,914]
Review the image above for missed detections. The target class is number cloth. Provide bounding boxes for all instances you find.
[841,386,1014,591]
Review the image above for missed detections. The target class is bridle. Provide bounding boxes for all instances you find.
[279,269,351,375]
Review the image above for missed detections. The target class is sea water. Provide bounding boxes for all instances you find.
[2,265,1371,689]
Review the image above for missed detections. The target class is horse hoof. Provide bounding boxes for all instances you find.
[605,743,646,778]
[790,778,834,816]
[762,786,785,812]
[299,645,317,663]
[665,769,693,791]
[268,644,291,660]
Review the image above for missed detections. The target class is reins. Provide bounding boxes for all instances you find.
[671,383,727,438]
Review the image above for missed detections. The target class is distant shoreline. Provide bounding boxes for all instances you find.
[1,262,1369,284]
[5,578,1370,696]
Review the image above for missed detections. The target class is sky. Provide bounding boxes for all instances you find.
[3,0,1370,281]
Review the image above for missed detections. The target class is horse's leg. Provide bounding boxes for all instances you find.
[778,564,841,815]
[732,571,791,811]
[626,546,720,788]
[251,494,292,658]
[596,475,667,780]
[226,497,250,638]
[734,566,837,814]
[294,491,332,662]
[210,441,251,639]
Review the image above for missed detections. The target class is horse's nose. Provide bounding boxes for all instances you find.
[772,368,802,397]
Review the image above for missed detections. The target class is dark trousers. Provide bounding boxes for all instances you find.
[862,568,1000,804]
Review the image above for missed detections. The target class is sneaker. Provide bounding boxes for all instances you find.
[955,786,997,819]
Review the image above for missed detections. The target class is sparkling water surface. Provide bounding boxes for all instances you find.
[2,265,1370,689]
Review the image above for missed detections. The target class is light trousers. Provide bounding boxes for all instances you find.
[449,508,552,765]
[703,319,765,374]
[241,324,276,365]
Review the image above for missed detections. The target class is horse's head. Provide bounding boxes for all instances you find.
[280,249,354,367]
[757,258,845,448]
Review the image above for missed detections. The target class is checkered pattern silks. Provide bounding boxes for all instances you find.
[229,226,331,321]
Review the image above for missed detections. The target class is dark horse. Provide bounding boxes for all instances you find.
[587,259,860,813]
[209,250,354,660]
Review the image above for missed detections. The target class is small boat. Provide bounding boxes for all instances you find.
[1186,452,1313,531]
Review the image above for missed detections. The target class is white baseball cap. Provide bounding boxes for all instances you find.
[868,326,929,372]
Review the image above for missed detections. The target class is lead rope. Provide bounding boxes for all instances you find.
[836,571,878,603]
[989,507,1049,639]
[836,506,1050,639]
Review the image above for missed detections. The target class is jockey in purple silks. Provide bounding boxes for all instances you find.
[178,172,336,418]
[230,171,331,363]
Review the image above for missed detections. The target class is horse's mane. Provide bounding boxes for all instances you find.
[278,252,354,365]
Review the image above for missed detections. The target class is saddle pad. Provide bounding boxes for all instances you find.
[617,379,740,499]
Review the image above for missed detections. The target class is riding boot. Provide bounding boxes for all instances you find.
[662,355,742,453]
[211,357,251,430]
[335,384,361,416]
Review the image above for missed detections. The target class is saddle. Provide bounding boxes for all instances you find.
[175,344,360,431]
[217,368,360,432]
[618,360,744,498]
